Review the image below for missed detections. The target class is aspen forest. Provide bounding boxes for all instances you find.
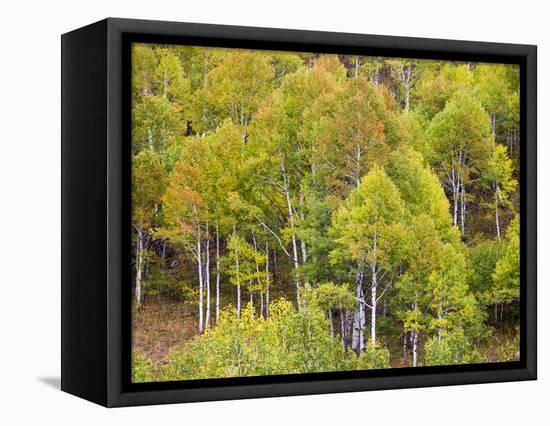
[130,43,521,382]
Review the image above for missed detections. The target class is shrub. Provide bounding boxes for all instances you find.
[132,351,153,383]
[496,328,520,362]
[424,328,483,366]
[357,341,391,370]
[162,296,358,381]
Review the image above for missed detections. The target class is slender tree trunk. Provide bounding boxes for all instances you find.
[329,309,334,337]
[406,65,412,112]
[260,291,264,317]
[299,195,308,264]
[412,330,418,367]
[412,294,419,367]
[147,128,153,151]
[353,259,366,353]
[458,149,467,236]
[437,308,443,341]
[450,167,459,227]
[403,333,408,363]
[460,173,466,235]
[252,232,264,316]
[371,264,377,345]
[159,238,166,304]
[215,223,221,323]
[197,227,204,333]
[352,311,359,351]
[205,223,211,328]
[233,225,241,319]
[135,228,144,306]
[495,184,501,239]
[370,236,378,346]
[237,280,241,318]
[404,81,410,112]
[281,162,301,308]
[265,242,270,317]
[341,310,346,348]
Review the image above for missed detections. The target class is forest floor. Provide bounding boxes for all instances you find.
[133,302,518,368]
[132,302,196,364]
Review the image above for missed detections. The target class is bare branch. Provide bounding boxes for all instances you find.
[257,218,292,259]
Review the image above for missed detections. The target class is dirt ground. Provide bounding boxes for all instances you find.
[132,302,197,364]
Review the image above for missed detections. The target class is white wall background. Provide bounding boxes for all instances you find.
[0,0,546,423]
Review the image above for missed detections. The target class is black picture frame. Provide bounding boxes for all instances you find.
[61,17,537,407]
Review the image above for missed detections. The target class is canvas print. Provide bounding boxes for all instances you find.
[131,43,520,383]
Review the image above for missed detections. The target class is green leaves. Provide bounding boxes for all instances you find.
[191,51,275,133]
[492,216,520,303]
[330,165,407,269]
[162,298,357,380]
[424,328,483,366]
[132,150,167,228]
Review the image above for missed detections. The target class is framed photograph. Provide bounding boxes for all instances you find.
[61,18,537,407]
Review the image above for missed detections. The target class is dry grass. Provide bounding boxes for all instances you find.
[132,302,198,364]
[478,326,520,363]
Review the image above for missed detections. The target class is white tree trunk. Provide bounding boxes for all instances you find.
[135,228,144,306]
[460,173,466,235]
[281,162,301,308]
[299,195,308,264]
[196,228,204,333]
[265,242,270,317]
[205,223,211,329]
[457,149,466,235]
[450,167,459,227]
[370,265,377,345]
[215,223,221,323]
[147,128,153,151]
[234,226,241,319]
[412,294,419,367]
[495,184,501,240]
[252,231,264,316]
[412,330,418,367]
[399,64,413,112]
[370,235,378,346]
[353,260,366,353]
[351,311,359,351]
[341,310,346,348]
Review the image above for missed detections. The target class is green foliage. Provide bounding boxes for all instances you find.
[315,282,356,311]
[357,341,391,370]
[492,217,520,303]
[415,64,471,122]
[225,233,268,293]
[495,328,520,362]
[427,90,492,168]
[132,150,167,227]
[163,297,357,380]
[387,147,451,234]
[424,329,483,366]
[470,239,502,299]
[330,165,408,271]
[191,51,275,133]
[132,351,153,383]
